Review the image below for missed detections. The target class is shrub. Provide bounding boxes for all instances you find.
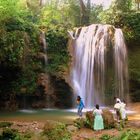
[119,130,140,140]
[42,121,71,140]
[85,111,94,129]
[74,118,86,129]
[1,128,21,140]
[99,134,115,140]
[0,122,13,128]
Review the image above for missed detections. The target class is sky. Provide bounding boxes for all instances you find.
[90,0,112,9]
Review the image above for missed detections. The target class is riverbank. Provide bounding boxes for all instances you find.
[0,103,140,139]
[0,119,140,140]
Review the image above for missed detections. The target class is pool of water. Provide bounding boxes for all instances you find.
[0,109,77,123]
[0,105,138,123]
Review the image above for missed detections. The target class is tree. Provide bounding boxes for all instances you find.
[79,0,90,25]
[39,0,47,7]
[0,0,20,20]
[111,0,132,12]
[90,4,103,23]
[135,0,140,10]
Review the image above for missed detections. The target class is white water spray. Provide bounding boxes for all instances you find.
[70,24,129,108]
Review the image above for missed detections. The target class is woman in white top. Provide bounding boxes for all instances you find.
[120,100,126,120]
[114,101,121,122]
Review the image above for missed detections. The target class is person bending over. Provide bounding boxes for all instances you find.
[76,96,84,117]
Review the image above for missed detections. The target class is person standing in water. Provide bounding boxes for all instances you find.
[93,104,104,132]
[76,96,85,117]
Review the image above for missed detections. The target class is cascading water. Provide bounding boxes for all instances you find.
[69,24,129,108]
[39,31,48,65]
[39,30,51,107]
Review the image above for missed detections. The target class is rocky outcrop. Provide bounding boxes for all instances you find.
[74,109,115,129]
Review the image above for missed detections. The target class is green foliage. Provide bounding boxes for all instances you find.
[43,121,71,140]
[12,70,38,95]
[0,128,21,140]
[90,5,103,24]
[128,47,140,101]
[0,0,44,98]
[74,118,86,129]
[39,0,81,27]
[0,17,42,95]
[0,122,13,128]
[65,0,81,26]
[123,12,140,43]
[0,129,35,140]
[46,25,70,77]
[0,0,140,109]
[111,0,132,12]
[26,0,42,15]
[0,30,26,67]
[0,0,20,21]
[23,132,32,139]
[99,134,115,140]
[119,130,140,140]
[99,2,140,44]
[98,130,140,140]
[85,111,94,129]
[39,0,104,27]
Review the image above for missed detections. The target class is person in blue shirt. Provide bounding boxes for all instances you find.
[76,96,85,117]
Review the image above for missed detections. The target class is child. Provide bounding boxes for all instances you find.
[93,104,104,132]
[76,96,84,117]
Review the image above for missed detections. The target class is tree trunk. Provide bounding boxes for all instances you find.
[136,2,140,10]
[135,0,140,10]
[86,0,91,23]
[39,0,47,6]
[79,0,90,25]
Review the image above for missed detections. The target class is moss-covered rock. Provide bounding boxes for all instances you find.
[85,111,94,129]
[76,109,115,130]
[102,108,115,129]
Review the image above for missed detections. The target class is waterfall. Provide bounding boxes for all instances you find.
[114,29,129,102]
[70,24,129,108]
[38,30,50,107]
[39,31,48,65]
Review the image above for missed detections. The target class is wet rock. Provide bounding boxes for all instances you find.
[84,108,115,129]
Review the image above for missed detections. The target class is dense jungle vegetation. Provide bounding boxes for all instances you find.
[0,0,140,110]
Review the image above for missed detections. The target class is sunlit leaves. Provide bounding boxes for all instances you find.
[45,25,69,77]
[0,0,21,20]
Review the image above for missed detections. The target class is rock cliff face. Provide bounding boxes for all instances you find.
[12,29,74,110]
[36,73,73,108]
[35,30,73,109]
[128,45,140,102]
